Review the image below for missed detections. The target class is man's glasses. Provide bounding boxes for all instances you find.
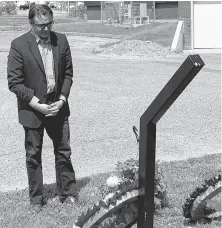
[34,21,54,30]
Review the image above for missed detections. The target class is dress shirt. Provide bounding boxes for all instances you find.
[29,29,66,108]
[31,30,55,94]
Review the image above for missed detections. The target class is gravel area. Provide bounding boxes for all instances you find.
[96,40,179,59]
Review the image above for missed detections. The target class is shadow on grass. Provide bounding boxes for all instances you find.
[183,217,222,227]
[43,176,91,201]
[0,154,221,228]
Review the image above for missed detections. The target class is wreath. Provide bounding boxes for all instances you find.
[182,174,221,221]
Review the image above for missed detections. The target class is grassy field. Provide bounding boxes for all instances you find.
[0,154,220,228]
[0,15,177,46]
[0,15,79,26]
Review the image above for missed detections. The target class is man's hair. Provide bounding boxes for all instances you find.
[29,4,53,24]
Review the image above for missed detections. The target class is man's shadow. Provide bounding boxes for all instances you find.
[43,177,91,201]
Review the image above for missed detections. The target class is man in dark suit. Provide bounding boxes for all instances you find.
[7,4,77,213]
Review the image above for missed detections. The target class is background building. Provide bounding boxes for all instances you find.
[84,1,222,50]
[179,1,221,49]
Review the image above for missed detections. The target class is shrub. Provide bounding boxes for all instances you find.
[0,1,17,15]
[0,2,6,15]
[70,4,86,19]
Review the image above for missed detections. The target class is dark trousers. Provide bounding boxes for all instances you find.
[24,106,76,204]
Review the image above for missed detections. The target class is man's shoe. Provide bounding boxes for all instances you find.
[29,204,43,214]
[62,196,78,205]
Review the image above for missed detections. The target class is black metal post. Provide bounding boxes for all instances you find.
[138,123,156,227]
[138,55,205,228]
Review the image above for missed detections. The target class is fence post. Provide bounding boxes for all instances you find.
[101,1,103,24]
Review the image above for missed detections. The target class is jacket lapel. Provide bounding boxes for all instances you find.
[50,32,60,85]
[27,31,45,76]
[27,31,60,84]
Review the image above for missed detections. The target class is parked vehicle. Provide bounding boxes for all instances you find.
[49,2,57,8]
[19,2,29,10]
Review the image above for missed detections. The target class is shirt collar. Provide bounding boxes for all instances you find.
[31,29,51,44]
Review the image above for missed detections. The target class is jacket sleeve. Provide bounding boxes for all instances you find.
[60,35,73,99]
[7,40,34,103]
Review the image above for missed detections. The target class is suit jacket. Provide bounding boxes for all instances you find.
[7,31,73,128]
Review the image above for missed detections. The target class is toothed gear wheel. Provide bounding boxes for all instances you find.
[74,180,139,228]
[182,174,221,221]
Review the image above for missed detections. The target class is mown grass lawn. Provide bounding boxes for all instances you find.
[0,15,79,26]
[0,15,177,47]
[0,154,220,228]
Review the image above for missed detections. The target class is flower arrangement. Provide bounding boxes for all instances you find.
[112,158,168,209]
[74,158,168,228]
[74,126,168,227]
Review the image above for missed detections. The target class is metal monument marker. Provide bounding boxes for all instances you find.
[74,54,205,228]
[138,54,205,228]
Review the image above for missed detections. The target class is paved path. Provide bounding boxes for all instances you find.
[0,32,220,192]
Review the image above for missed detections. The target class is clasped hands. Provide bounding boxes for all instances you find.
[35,100,64,117]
